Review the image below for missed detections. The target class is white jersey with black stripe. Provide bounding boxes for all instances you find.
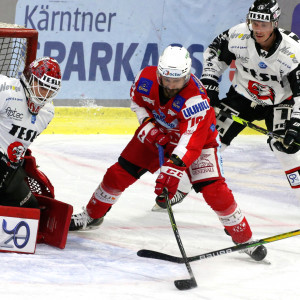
[202,22,300,118]
[0,75,54,163]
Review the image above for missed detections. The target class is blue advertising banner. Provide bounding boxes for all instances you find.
[292,4,300,38]
[14,0,298,102]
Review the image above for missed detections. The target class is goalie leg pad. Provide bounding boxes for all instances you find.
[37,195,73,249]
[87,162,137,219]
[1,166,39,209]
[0,206,40,254]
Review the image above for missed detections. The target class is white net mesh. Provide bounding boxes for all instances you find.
[0,23,28,78]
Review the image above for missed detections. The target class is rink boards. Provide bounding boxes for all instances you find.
[44,107,265,135]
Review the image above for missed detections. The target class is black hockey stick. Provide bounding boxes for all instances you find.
[137,228,300,264]
[215,108,300,147]
[156,145,197,290]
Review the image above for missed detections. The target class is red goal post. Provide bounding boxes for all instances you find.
[0,22,38,78]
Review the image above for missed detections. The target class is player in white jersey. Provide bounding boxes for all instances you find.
[196,0,300,205]
[0,57,61,208]
[153,0,300,211]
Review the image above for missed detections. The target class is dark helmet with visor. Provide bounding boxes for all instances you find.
[247,0,281,29]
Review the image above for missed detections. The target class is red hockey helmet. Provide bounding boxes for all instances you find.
[21,57,61,115]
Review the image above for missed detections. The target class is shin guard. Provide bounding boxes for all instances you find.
[201,180,252,243]
[87,162,137,219]
[217,204,252,243]
[87,182,120,219]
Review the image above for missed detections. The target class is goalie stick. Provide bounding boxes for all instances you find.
[156,145,197,290]
[215,108,300,147]
[137,228,300,264]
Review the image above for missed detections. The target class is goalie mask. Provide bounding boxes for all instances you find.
[247,0,281,30]
[21,57,61,115]
[157,45,192,87]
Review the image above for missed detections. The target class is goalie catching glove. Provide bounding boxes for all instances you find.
[155,154,186,208]
[137,118,169,147]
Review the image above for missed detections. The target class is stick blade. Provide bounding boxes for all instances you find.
[137,249,183,263]
[174,279,197,290]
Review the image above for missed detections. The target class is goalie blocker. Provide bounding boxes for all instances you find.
[0,150,73,254]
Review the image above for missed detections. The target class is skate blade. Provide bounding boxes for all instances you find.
[151,203,167,212]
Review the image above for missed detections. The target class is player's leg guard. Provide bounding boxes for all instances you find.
[87,162,138,219]
[201,180,252,243]
[70,162,138,231]
[217,203,252,244]
[269,139,300,201]
[86,182,120,219]
[37,195,73,249]
[1,166,39,209]
[0,206,40,254]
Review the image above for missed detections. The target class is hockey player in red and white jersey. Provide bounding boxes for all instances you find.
[200,0,300,202]
[0,57,61,208]
[70,45,267,261]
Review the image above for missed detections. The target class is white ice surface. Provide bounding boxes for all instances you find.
[1,134,300,300]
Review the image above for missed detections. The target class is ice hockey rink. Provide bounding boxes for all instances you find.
[1,134,300,300]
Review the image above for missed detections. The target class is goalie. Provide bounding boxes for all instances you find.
[0,57,72,251]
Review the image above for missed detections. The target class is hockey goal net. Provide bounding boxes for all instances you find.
[0,22,38,78]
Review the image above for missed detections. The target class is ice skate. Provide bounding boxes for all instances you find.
[69,208,104,231]
[243,244,267,261]
[224,229,267,261]
[152,190,187,211]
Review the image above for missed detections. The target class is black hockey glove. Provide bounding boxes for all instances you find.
[283,118,300,147]
[201,78,220,107]
[0,154,19,191]
[272,118,300,154]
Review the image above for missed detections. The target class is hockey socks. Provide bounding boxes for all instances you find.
[201,180,252,243]
[87,162,137,219]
